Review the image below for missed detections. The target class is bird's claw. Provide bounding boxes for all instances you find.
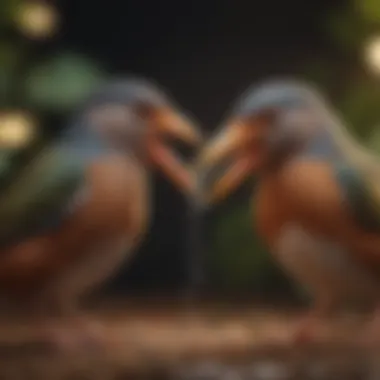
[291,313,327,346]
[38,317,107,354]
[359,311,380,349]
[292,324,317,345]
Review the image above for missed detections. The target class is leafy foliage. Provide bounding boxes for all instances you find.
[326,7,372,52]
[0,43,22,103]
[356,0,380,25]
[367,127,380,153]
[209,197,295,295]
[0,0,21,30]
[24,52,106,113]
[338,79,380,139]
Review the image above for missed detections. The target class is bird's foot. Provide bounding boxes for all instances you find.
[291,313,328,346]
[39,322,81,352]
[68,315,107,349]
[292,319,317,345]
[37,316,107,353]
[359,309,380,348]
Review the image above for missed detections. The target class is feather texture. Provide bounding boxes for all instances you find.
[0,127,110,248]
[335,162,380,231]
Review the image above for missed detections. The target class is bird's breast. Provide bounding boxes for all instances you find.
[273,223,379,301]
[69,153,151,245]
[254,160,380,251]
[253,160,380,301]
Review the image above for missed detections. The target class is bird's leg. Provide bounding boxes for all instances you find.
[46,239,131,350]
[25,289,88,351]
[34,238,131,351]
[26,293,74,349]
[48,291,107,351]
[30,294,104,352]
[292,296,335,345]
[360,303,380,347]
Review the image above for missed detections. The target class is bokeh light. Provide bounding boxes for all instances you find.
[15,2,59,40]
[0,111,37,148]
[364,36,380,75]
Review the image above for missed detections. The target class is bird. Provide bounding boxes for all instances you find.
[196,78,380,344]
[0,77,202,349]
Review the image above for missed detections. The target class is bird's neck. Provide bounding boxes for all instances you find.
[312,113,379,168]
[261,115,374,178]
[296,107,378,168]
[301,129,342,160]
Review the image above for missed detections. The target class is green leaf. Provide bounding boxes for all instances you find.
[0,43,22,103]
[24,52,106,112]
[0,151,13,177]
[356,0,380,24]
[325,7,371,52]
[0,0,21,29]
[337,80,380,139]
[367,127,380,153]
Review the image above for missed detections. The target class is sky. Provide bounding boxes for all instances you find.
[53,0,346,293]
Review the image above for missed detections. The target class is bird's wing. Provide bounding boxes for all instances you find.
[0,144,87,248]
[334,160,380,232]
[0,124,112,249]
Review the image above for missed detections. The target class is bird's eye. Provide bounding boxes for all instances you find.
[247,108,277,128]
[257,108,278,124]
[134,101,156,119]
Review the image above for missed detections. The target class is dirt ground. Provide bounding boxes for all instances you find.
[0,302,378,379]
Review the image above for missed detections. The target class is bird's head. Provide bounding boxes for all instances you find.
[197,79,329,204]
[81,77,202,196]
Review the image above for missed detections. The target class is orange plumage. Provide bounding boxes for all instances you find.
[255,160,380,269]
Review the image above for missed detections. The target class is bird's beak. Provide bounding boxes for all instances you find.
[196,119,257,205]
[148,108,203,197]
[155,108,203,146]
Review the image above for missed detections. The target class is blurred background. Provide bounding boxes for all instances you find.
[1,0,380,305]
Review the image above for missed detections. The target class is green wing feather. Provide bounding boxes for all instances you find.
[0,144,86,246]
[335,161,380,231]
